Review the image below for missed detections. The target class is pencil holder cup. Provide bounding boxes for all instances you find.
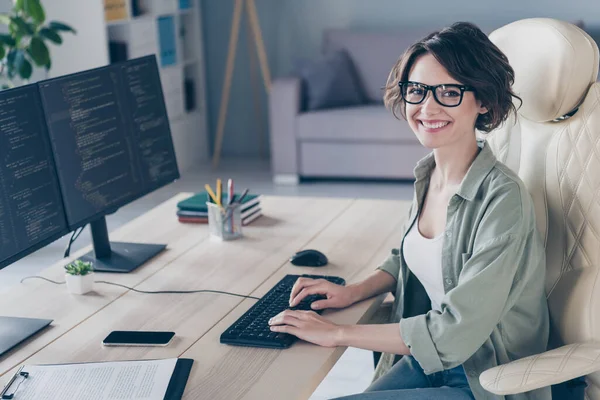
[206,202,243,240]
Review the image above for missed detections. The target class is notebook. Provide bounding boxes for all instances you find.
[176,192,261,212]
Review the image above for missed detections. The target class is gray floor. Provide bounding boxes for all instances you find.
[0,158,414,399]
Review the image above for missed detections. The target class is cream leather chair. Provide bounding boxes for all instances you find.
[478,18,600,398]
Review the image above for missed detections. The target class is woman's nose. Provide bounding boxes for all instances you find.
[419,91,441,114]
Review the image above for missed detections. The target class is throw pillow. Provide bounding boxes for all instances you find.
[295,49,366,111]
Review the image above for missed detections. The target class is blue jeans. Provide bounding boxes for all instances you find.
[331,356,474,400]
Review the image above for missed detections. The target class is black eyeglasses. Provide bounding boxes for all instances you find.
[398,81,475,107]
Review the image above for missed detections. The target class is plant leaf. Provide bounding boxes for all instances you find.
[6,49,17,78]
[0,45,5,60]
[10,16,34,36]
[14,0,25,12]
[48,21,76,33]
[0,14,10,25]
[18,56,32,80]
[27,36,49,66]
[44,57,51,71]
[39,27,61,44]
[12,48,31,80]
[0,34,16,47]
[25,0,45,24]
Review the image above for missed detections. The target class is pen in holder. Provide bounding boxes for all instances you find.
[206,201,243,240]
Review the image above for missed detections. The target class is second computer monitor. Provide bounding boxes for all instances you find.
[38,55,179,229]
[38,55,180,272]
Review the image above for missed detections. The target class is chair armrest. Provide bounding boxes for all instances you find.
[479,342,600,395]
[268,77,302,180]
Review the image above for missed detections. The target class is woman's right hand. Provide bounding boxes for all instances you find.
[289,277,357,310]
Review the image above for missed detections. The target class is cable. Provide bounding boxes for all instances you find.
[19,276,261,300]
[63,225,86,258]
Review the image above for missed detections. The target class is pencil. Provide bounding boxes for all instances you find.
[205,184,219,205]
[216,179,222,207]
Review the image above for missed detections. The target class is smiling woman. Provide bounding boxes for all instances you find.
[269,21,550,400]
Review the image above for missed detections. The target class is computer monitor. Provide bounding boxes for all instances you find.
[38,55,180,272]
[0,84,69,270]
[0,84,67,356]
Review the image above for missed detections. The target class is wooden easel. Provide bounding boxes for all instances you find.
[212,0,271,168]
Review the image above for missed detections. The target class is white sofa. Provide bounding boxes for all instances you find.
[268,29,433,184]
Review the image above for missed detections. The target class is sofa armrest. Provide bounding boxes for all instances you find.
[268,77,302,183]
[479,342,600,395]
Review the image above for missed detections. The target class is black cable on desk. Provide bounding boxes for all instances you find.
[20,276,261,300]
[63,225,86,258]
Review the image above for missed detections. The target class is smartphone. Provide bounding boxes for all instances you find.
[102,331,175,347]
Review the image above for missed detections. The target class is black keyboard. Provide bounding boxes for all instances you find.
[220,274,346,349]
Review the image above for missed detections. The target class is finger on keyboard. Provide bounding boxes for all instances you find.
[289,278,318,305]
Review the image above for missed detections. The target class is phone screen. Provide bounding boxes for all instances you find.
[103,331,175,346]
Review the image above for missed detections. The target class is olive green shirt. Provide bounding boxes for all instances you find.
[375,142,551,400]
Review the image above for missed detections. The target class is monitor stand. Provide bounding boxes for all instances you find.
[77,217,166,273]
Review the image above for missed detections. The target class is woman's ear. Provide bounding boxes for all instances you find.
[478,101,488,115]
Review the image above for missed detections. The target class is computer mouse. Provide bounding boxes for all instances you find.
[290,249,328,267]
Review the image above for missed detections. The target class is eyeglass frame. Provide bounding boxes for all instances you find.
[398,81,476,108]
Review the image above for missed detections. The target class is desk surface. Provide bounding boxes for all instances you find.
[0,193,410,399]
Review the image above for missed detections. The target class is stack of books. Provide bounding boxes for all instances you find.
[176,192,262,225]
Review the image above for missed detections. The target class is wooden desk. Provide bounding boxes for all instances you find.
[0,194,410,399]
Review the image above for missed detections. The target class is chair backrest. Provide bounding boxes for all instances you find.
[487,18,600,397]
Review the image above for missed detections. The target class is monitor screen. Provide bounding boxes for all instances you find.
[0,85,69,270]
[38,55,180,229]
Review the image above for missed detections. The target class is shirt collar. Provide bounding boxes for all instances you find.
[412,141,497,202]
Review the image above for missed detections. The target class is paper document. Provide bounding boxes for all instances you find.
[5,358,177,400]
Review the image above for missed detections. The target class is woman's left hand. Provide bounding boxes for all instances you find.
[268,310,342,348]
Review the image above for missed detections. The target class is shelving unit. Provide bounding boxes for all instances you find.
[103,0,209,172]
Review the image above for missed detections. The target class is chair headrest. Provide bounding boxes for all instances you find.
[489,18,599,122]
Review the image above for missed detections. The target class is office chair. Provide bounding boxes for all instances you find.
[477,18,600,397]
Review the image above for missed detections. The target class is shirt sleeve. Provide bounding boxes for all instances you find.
[400,231,531,373]
[376,248,401,281]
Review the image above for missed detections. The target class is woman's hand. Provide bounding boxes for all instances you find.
[289,277,357,310]
[268,310,342,347]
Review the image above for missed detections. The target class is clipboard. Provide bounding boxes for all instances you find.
[1,358,194,400]
[164,358,194,400]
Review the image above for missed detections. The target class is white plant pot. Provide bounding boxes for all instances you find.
[65,273,94,295]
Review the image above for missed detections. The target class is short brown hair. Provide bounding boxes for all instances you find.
[384,22,521,133]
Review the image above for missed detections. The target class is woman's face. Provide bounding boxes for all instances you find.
[405,53,487,150]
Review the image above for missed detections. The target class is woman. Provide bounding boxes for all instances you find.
[268,22,550,400]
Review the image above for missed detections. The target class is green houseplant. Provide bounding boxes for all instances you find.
[64,259,94,295]
[0,0,76,89]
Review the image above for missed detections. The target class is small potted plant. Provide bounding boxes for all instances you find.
[64,260,94,295]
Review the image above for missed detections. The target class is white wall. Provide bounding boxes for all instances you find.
[44,0,109,78]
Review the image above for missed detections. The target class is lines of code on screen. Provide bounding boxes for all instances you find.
[39,57,179,228]
[0,86,68,265]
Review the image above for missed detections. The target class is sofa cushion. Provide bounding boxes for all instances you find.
[295,49,366,111]
[297,105,417,142]
[323,29,438,103]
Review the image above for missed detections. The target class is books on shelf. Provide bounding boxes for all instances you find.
[176,192,262,225]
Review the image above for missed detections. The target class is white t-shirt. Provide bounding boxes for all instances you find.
[402,217,445,311]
